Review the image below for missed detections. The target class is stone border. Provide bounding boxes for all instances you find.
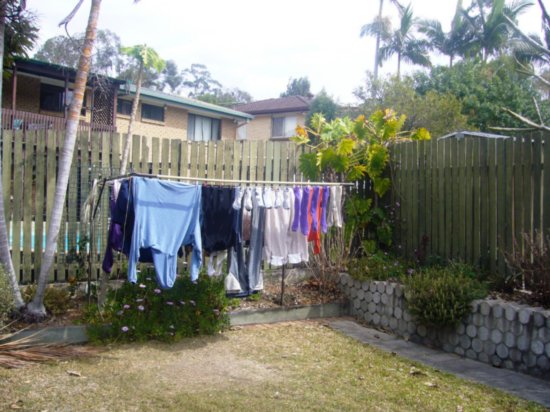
[339,274,550,380]
[1,302,348,345]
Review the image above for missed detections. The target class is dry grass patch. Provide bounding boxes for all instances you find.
[0,321,545,411]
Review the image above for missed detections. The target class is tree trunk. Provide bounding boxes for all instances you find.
[119,61,144,175]
[373,0,384,81]
[0,2,24,309]
[27,0,102,318]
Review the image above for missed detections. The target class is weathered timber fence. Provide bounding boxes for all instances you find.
[391,133,550,274]
[1,129,309,283]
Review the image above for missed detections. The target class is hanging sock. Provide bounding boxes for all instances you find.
[320,185,330,233]
[327,186,343,228]
[207,251,227,277]
[263,187,275,208]
[291,186,302,232]
[243,187,253,211]
[283,187,291,210]
[232,186,244,210]
[300,186,312,236]
[273,188,284,209]
[255,187,265,207]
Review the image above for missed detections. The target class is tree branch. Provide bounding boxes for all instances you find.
[58,0,85,31]
[514,59,550,86]
[504,15,550,56]
[501,107,550,132]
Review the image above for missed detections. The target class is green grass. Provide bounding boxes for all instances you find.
[0,321,544,411]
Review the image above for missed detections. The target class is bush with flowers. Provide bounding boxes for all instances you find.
[85,268,229,343]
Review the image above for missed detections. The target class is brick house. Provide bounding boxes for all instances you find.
[234,96,311,140]
[2,57,253,140]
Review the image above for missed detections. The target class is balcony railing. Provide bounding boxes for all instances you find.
[1,108,117,133]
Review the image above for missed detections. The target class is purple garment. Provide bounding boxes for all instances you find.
[310,186,320,232]
[291,186,302,232]
[300,186,310,236]
[102,194,124,273]
[320,186,330,233]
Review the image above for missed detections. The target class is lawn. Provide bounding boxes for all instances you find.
[0,321,544,411]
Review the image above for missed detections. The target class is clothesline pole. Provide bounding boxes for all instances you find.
[280,264,286,306]
[101,172,355,187]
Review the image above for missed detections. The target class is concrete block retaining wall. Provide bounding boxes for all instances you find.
[339,274,550,379]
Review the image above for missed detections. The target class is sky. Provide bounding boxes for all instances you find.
[27,0,544,105]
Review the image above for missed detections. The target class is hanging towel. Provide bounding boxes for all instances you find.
[320,186,330,234]
[128,177,202,288]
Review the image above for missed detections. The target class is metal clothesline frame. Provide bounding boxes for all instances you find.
[88,171,352,301]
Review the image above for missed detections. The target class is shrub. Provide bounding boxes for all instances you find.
[505,230,550,306]
[85,269,230,343]
[348,252,407,282]
[404,265,487,329]
[0,266,15,327]
[23,284,71,316]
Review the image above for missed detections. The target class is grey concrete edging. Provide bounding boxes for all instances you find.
[1,302,348,345]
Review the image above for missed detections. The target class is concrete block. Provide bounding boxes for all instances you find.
[365,291,373,302]
[407,322,416,334]
[492,302,504,318]
[505,305,517,321]
[533,310,545,328]
[537,326,550,344]
[368,302,376,314]
[362,281,370,291]
[354,299,361,309]
[518,309,532,325]
[517,335,530,351]
[386,283,395,295]
[394,284,403,298]
[372,313,381,325]
[509,348,522,363]
[361,300,368,312]
[389,317,398,330]
[509,321,524,336]
[385,305,393,317]
[471,300,480,313]
[496,343,509,359]
[381,315,389,327]
[466,325,477,338]
[460,335,472,350]
[354,280,362,290]
[364,312,373,323]
[473,313,484,327]
[472,338,483,353]
[504,360,515,370]
[357,289,365,300]
[403,311,411,322]
[456,323,466,335]
[377,282,386,293]
[480,301,492,316]
[381,293,388,305]
[504,332,516,348]
[523,352,538,368]
[536,355,549,370]
[490,355,502,367]
[466,349,477,360]
[448,333,459,346]
[495,317,506,332]
[546,342,550,357]
[373,292,381,304]
[478,326,489,341]
[442,343,454,353]
[398,319,408,334]
[394,306,402,320]
[490,329,503,345]
[483,341,496,356]
[455,347,465,356]
[478,352,489,363]
[531,340,545,356]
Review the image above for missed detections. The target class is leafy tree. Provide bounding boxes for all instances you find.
[413,56,550,131]
[280,76,313,98]
[119,44,165,174]
[307,89,339,125]
[159,59,183,93]
[27,0,104,318]
[197,87,252,107]
[182,63,222,98]
[34,29,124,76]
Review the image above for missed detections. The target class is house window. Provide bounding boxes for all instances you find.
[117,99,133,116]
[40,83,86,115]
[141,103,164,122]
[40,84,65,113]
[271,115,297,139]
[187,114,221,141]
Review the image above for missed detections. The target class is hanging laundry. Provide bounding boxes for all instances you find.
[327,185,344,228]
[201,186,237,254]
[128,177,202,288]
[320,185,330,234]
[307,187,324,255]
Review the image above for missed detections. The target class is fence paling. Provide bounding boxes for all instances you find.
[391,135,548,277]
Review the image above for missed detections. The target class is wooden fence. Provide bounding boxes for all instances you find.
[391,133,550,274]
[1,129,309,283]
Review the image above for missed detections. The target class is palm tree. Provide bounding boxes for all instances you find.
[419,0,476,67]
[119,44,165,174]
[462,0,533,61]
[377,4,431,78]
[26,0,102,318]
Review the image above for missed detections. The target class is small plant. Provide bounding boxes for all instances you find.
[404,265,487,328]
[23,284,71,316]
[348,252,407,282]
[505,230,550,306]
[0,266,15,327]
[85,269,229,343]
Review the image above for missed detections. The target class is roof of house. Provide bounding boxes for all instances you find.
[13,57,126,86]
[234,96,311,115]
[121,84,254,121]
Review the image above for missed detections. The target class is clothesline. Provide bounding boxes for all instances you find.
[101,172,355,186]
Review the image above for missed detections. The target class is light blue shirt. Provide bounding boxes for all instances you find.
[128,177,202,288]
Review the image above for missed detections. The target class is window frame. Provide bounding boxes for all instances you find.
[187,113,221,141]
[117,98,133,116]
[141,102,165,122]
